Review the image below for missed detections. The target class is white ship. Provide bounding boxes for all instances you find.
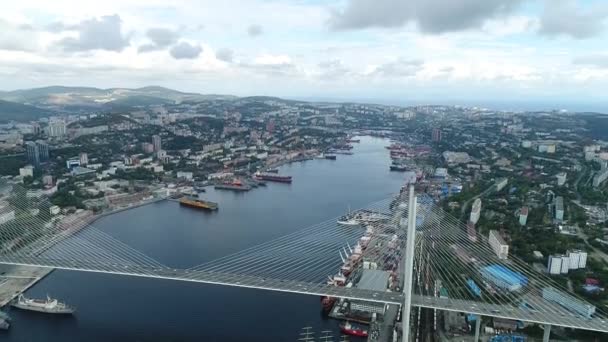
[12,295,75,314]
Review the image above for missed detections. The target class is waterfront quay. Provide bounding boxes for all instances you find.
[0,265,53,307]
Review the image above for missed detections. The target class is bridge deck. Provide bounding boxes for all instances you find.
[2,256,608,333]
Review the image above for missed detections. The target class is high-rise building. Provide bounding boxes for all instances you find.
[431,128,442,142]
[46,120,67,137]
[152,135,162,152]
[469,198,481,224]
[25,141,40,166]
[489,230,509,260]
[36,140,49,161]
[79,152,88,166]
[554,196,564,221]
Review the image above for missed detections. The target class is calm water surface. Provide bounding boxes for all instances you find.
[4,136,406,342]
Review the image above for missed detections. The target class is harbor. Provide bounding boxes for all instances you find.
[0,136,407,341]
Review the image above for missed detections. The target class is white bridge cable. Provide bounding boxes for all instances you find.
[0,183,166,272]
[419,204,608,329]
[188,198,395,278]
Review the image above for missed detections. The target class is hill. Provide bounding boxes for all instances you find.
[0,86,238,110]
[0,99,53,122]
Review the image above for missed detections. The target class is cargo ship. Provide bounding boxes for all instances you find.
[179,197,219,210]
[214,181,252,192]
[254,172,292,183]
[12,295,75,314]
[340,322,368,337]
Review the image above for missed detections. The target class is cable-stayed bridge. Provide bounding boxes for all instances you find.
[1,181,607,341]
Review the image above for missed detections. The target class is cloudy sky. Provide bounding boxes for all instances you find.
[1,0,608,110]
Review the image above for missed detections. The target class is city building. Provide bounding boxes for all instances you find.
[593,169,608,188]
[42,175,53,186]
[350,269,389,315]
[79,152,88,166]
[495,178,508,192]
[152,135,162,152]
[19,165,34,178]
[142,143,154,154]
[542,287,595,318]
[556,172,567,186]
[554,196,564,221]
[25,141,40,166]
[36,140,49,161]
[547,255,563,275]
[521,140,532,148]
[25,140,49,167]
[432,128,442,142]
[480,265,527,292]
[66,158,81,169]
[0,206,15,224]
[560,255,570,274]
[489,230,509,260]
[467,222,477,243]
[567,250,588,269]
[442,151,471,164]
[519,207,528,226]
[470,198,481,224]
[46,120,66,137]
[176,171,193,180]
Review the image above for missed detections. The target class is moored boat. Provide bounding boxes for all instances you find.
[11,295,75,314]
[340,322,368,337]
[179,197,219,210]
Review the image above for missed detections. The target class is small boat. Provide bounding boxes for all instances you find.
[266,168,279,173]
[340,322,368,337]
[337,206,359,226]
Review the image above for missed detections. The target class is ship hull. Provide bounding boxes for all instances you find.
[11,304,74,314]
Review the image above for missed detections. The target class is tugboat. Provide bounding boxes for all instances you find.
[340,322,368,337]
[11,295,75,314]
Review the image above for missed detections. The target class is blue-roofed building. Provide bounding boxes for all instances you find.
[480,265,528,292]
[466,278,482,297]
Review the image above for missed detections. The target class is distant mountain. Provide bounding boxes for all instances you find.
[0,99,53,122]
[0,86,238,111]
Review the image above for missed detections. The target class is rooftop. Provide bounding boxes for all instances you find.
[357,269,390,292]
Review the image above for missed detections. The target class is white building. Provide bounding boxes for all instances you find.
[593,169,608,188]
[547,255,563,275]
[560,255,570,274]
[519,207,529,226]
[556,172,567,186]
[0,207,15,224]
[489,230,509,260]
[521,140,532,148]
[19,165,34,178]
[495,178,508,192]
[46,120,67,137]
[176,171,193,180]
[470,198,482,224]
[568,250,581,270]
[555,196,564,221]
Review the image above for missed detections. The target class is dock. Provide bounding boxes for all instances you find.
[0,265,54,307]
